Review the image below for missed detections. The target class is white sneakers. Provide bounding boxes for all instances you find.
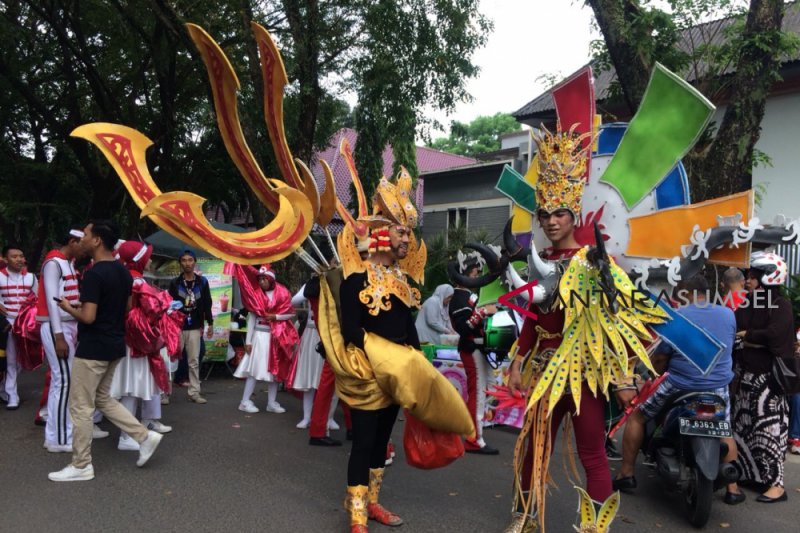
[48,464,95,482]
[328,419,340,431]
[49,430,162,481]
[45,443,72,453]
[144,420,173,434]
[93,425,109,439]
[239,400,260,413]
[266,402,286,414]
[296,419,310,429]
[118,434,140,451]
[136,430,163,467]
[240,401,286,413]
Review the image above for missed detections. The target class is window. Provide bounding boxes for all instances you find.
[447,208,468,229]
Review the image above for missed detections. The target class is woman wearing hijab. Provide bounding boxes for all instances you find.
[415,284,455,344]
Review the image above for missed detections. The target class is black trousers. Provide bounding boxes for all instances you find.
[347,404,400,486]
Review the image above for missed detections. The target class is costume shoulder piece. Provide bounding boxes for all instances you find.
[359,262,421,316]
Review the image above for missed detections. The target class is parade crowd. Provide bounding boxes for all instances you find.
[1,213,799,531]
[0,213,800,530]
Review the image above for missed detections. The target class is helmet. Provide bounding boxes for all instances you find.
[749,251,788,286]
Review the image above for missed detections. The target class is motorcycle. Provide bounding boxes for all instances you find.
[641,391,738,528]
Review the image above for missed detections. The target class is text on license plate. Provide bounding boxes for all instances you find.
[679,418,732,437]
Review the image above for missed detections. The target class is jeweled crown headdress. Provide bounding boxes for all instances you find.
[372,169,418,229]
[533,123,594,217]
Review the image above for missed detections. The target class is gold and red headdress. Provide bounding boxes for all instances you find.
[329,139,426,283]
[533,123,594,218]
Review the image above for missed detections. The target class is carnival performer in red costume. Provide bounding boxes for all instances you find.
[453,126,667,533]
[233,264,299,413]
[111,241,182,450]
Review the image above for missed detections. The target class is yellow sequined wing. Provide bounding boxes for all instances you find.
[528,247,673,415]
[574,487,620,533]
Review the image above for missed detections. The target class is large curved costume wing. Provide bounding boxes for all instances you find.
[72,23,315,264]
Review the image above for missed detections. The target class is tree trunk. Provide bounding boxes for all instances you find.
[689,0,786,200]
[283,0,322,163]
[354,101,387,204]
[586,0,654,114]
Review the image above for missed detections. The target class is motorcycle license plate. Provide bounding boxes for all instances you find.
[679,417,732,438]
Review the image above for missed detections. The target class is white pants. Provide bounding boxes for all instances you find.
[41,321,78,446]
[472,349,491,444]
[2,319,19,404]
[120,394,161,421]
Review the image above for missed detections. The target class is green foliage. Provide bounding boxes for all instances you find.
[589,1,799,104]
[0,0,488,269]
[422,224,489,301]
[781,274,800,327]
[428,112,522,157]
[352,0,491,191]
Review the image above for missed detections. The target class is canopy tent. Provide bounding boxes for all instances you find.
[145,221,248,258]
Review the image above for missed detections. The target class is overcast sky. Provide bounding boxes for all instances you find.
[427,0,599,137]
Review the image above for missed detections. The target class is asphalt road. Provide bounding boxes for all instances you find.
[2,366,799,533]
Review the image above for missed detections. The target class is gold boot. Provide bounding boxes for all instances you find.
[367,468,403,526]
[344,485,369,533]
[502,513,538,533]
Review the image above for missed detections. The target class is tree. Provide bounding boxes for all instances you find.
[0,0,488,267]
[351,0,491,197]
[429,112,522,157]
[586,0,799,201]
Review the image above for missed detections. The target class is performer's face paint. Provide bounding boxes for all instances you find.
[537,208,575,245]
[389,225,410,260]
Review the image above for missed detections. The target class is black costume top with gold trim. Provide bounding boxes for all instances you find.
[316,140,473,437]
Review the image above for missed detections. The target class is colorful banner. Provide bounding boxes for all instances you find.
[197,258,232,361]
[551,66,595,180]
[599,63,714,209]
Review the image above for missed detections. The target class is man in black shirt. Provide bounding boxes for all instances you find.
[168,250,213,404]
[338,223,418,532]
[48,221,163,482]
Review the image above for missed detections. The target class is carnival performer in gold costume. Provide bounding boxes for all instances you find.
[316,140,474,533]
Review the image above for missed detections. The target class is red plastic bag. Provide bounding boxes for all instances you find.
[403,410,465,469]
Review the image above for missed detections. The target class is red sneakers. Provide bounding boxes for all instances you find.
[789,437,800,455]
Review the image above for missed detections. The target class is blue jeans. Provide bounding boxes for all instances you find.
[790,394,800,439]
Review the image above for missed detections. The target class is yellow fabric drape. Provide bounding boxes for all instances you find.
[318,275,475,438]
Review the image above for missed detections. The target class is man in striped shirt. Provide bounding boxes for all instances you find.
[0,244,38,410]
[37,229,85,452]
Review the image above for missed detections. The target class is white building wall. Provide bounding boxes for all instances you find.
[709,92,800,221]
[752,92,800,221]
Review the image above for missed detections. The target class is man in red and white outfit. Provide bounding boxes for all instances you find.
[37,228,86,452]
[0,244,38,410]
